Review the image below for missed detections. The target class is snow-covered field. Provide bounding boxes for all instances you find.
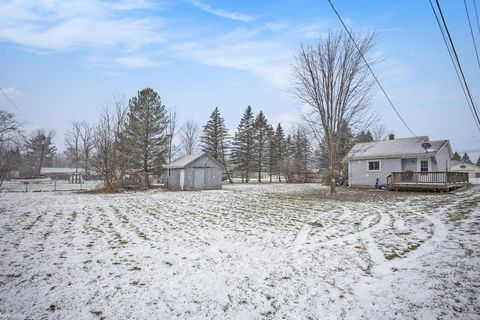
[0,184,479,319]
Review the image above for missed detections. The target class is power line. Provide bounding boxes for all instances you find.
[0,87,25,117]
[326,0,417,137]
[429,0,480,130]
[474,0,480,37]
[464,0,480,68]
[428,0,480,131]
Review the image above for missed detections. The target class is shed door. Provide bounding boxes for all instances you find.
[179,169,185,190]
[194,168,205,189]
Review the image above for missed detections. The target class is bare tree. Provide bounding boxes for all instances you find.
[181,119,200,155]
[166,108,178,163]
[79,121,94,176]
[65,121,82,172]
[293,30,375,193]
[91,95,129,191]
[0,110,23,188]
[372,123,387,141]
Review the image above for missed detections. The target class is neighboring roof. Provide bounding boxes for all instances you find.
[344,136,451,161]
[40,167,85,174]
[163,152,223,169]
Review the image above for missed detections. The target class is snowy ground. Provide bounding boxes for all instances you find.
[0,184,479,319]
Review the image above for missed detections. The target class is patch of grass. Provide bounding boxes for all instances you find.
[385,252,400,260]
[91,310,103,318]
[129,266,141,271]
[404,243,420,254]
[309,221,323,228]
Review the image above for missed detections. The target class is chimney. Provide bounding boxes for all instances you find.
[388,133,395,140]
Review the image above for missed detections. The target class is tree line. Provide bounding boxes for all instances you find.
[1,87,384,191]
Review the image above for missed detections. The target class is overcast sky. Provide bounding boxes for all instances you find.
[0,0,479,160]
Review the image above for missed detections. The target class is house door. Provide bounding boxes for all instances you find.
[194,168,205,189]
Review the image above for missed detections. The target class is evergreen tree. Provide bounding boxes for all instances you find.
[476,155,480,166]
[273,124,285,182]
[252,111,270,182]
[452,152,461,161]
[232,106,255,182]
[201,107,232,182]
[356,130,373,143]
[319,121,354,177]
[283,127,311,182]
[461,152,472,164]
[124,88,169,185]
[26,129,56,175]
[267,125,275,182]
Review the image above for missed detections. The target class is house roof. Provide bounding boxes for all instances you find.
[163,152,223,169]
[344,136,451,161]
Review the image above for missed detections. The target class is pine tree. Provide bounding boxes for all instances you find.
[461,152,472,164]
[252,111,270,182]
[232,106,255,182]
[319,121,354,180]
[201,107,232,182]
[356,130,374,143]
[452,152,461,161]
[26,129,57,175]
[124,88,169,185]
[267,125,275,182]
[476,155,480,166]
[273,124,285,182]
[283,127,311,182]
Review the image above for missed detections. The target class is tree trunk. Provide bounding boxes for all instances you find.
[220,138,233,183]
[329,140,337,194]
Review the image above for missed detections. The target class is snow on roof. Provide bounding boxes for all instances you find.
[345,136,450,161]
[40,167,85,174]
[163,152,209,169]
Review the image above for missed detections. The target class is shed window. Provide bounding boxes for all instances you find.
[420,160,428,172]
[367,161,380,171]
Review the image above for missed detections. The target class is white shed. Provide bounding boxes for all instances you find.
[163,152,224,190]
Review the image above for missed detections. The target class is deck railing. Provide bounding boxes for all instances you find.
[388,171,469,185]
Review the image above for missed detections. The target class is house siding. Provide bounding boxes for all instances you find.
[348,158,401,187]
[435,145,451,172]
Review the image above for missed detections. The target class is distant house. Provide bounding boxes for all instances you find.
[40,167,85,179]
[163,152,223,190]
[343,135,458,189]
[451,161,480,178]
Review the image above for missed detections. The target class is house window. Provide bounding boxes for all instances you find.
[420,160,428,172]
[367,160,380,171]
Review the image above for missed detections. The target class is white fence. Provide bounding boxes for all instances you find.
[1,179,104,192]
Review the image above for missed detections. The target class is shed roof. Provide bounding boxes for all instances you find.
[344,136,450,161]
[163,152,223,169]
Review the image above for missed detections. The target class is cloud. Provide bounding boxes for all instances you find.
[115,55,163,68]
[191,0,254,22]
[170,38,292,88]
[0,1,165,51]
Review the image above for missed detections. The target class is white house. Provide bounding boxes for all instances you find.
[343,135,452,187]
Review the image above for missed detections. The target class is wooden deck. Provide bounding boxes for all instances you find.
[387,171,469,191]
